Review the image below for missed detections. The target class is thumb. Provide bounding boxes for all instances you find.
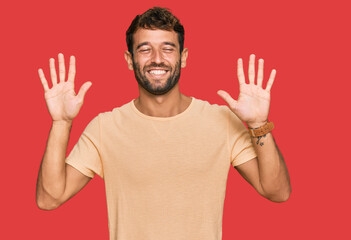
[77,81,92,101]
[217,90,238,110]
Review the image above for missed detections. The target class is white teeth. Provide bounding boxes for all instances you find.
[149,70,166,75]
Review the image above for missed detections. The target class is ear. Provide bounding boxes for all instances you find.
[180,48,188,68]
[124,50,134,70]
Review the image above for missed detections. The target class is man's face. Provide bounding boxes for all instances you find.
[125,29,188,95]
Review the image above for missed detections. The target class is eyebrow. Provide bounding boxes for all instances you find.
[135,41,177,50]
[136,42,150,50]
[163,42,176,47]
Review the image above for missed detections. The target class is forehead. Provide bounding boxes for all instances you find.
[133,29,179,48]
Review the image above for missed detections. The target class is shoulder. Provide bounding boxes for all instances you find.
[95,99,134,120]
[86,100,135,130]
[192,97,243,128]
[192,97,230,118]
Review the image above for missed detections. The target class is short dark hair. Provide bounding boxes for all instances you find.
[126,7,185,56]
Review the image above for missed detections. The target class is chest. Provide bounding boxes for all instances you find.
[100,118,229,188]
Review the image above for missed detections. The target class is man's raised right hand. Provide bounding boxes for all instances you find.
[38,53,92,123]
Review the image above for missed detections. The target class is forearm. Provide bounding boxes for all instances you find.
[252,132,291,202]
[36,121,72,206]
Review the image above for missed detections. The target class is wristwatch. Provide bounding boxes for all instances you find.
[248,122,274,137]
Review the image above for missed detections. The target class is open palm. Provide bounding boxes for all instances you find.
[218,54,276,128]
[38,53,92,122]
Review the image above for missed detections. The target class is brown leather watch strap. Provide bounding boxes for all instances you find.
[248,122,274,137]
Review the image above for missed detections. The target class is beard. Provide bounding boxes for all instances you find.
[132,59,181,95]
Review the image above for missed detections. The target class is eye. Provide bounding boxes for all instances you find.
[163,48,175,53]
[139,48,151,53]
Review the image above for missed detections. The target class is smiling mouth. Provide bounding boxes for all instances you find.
[147,70,169,76]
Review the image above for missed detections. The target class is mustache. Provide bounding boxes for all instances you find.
[144,63,171,71]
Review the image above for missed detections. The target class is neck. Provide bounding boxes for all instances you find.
[134,83,192,117]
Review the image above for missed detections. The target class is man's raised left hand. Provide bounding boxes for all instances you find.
[217,54,276,128]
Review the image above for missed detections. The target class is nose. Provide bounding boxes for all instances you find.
[151,49,163,64]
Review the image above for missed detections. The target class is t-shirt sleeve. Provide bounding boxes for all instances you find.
[65,115,104,179]
[226,108,257,167]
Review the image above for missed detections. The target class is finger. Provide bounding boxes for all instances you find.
[248,54,255,84]
[217,90,238,110]
[58,53,66,83]
[67,56,76,83]
[49,58,57,86]
[257,59,264,88]
[38,68,49,91]
[237,58,245,85]
[77,81,92,102]
[265,69,276,92]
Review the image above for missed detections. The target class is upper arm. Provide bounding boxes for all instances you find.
[37,163,92,210]
[235,157,265,197]
[55,164,92,207]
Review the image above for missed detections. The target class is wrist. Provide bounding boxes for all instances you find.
[247,120,268,129]
[247,121,274,138]
[52,120,73,127]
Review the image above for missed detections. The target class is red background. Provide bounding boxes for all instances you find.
[1,0,350,239]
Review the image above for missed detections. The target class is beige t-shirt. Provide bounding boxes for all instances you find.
[66,97,257,240]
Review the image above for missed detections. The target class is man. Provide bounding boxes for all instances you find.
[36,7,290,240]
